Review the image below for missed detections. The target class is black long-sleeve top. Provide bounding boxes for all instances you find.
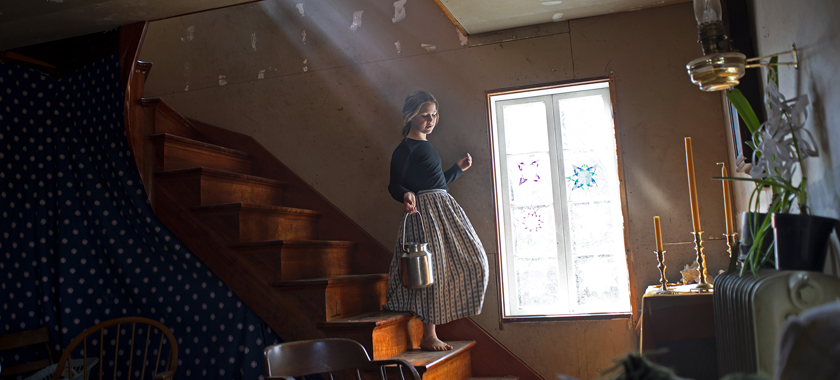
[388,138,463,203]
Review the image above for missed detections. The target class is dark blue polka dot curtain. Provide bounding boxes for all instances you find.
[0,55,280,379]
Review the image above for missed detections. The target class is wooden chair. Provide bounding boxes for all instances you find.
[52,317,177,380]
[0,327,56,378]
[263,338,421,380]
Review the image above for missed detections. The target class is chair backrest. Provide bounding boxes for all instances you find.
[263,338,420,380]
[0,327,56,378]
[52,317,178,380]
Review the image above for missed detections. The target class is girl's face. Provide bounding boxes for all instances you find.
[409,103,438,136]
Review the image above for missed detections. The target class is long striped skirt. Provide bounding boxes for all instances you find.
[385,189,489,325]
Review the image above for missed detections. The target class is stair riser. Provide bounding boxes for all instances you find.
[153,139,252,174]
[280,280,386,323]
[157,174,284,206]
[240,245,354,281]
[321,317,423,361]
[421,349,473,380]
[198,210,318,242]
[146,104,201,140]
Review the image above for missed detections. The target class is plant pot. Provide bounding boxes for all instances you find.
[739,211,775,263]
[772,213,839,271]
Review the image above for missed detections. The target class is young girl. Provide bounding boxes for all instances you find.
[385,90,489,351]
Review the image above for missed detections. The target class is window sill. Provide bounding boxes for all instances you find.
[502,312,631,323]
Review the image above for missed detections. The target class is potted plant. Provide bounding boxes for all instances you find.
[719,64,836,276]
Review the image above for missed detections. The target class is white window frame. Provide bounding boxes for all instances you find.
[488,79,633,320]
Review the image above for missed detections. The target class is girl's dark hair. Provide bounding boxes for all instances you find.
[401,90,439,137]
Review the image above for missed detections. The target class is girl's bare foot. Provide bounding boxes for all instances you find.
[419,336,453,351]
[420,322,453,351]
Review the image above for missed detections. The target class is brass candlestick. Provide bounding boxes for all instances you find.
[692,231,714,291]
[724,233,739,274]
[654,250,673,294]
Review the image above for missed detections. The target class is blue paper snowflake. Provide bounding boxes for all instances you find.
[567,164,598,190]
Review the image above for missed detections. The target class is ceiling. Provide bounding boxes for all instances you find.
[0,0,690,51]
[442,0,689,34]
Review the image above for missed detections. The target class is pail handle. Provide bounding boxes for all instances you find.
[401,212,425,252]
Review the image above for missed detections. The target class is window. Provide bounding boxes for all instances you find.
[489,80,631,318]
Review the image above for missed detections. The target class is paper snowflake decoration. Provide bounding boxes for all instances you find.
[516,206,543,232]
[567,164,598,190]
[517,160,541,185]
[749,68,818,181]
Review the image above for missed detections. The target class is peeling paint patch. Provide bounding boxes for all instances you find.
[258,70,265,80]
[350,11,364,32]
[542,1,562,5]
[181,26,195,42]
[457,28,468,46]
[251,33,257,51]
[421,43,436,51]
[552,13,564,22]
[303,59,308,72]
[392,0,407,23]
[184,83,189,92]
[296,3,305,16]
[301,30,307,44]
[218,75,227,86]
[395,41,401,54]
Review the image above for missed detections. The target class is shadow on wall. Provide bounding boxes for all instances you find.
[0,55,280,380]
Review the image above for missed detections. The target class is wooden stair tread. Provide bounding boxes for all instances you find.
[272,274,387,288]
[149,133,251,158]
[391,340,476,369]
[192,202,321,216]
[231,239,356,249]
[468,377,519,380]
[155,167,287,187]
[318,310,414,329]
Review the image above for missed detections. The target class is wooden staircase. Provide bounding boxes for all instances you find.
[119,22,541,380]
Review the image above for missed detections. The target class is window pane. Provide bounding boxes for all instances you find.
[557,90,631,314]
[511,204,557,259]
[511,204,561,312]
[502,102,549,154]
[558,95,614,151]
[515,257,560,310]
[567,201,623,255]
[506,153,553,206]
[572,254,630,313]
[563,150,618,203]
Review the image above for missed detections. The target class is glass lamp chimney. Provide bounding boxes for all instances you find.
[694,0,723,26]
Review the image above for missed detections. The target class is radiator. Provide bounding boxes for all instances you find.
[714,270,840,378]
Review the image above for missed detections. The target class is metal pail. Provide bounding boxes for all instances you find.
[399,213,434,289]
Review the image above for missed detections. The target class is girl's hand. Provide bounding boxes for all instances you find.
[404,192,418,214]
[457,153,472,171]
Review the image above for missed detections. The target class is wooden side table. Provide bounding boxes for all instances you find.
[640,285,717,380]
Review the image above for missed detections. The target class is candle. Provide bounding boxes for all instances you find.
[654,216,664,252]
[685,137,701,233]
[721,164,734,234]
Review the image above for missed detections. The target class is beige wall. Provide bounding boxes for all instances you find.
[139,1,734,378]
